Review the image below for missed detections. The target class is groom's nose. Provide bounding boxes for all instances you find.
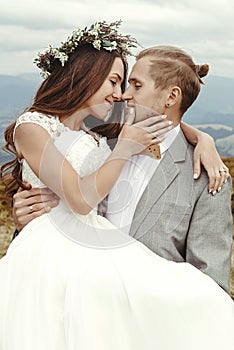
[122,87,133,101]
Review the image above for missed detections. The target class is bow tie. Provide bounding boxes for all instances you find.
[142,144,161,159]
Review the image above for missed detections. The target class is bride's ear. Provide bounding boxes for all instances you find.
[165,86,182,108]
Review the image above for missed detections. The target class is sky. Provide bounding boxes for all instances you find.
[1,0,234,77]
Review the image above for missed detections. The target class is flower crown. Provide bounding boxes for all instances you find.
[34,20,138,79]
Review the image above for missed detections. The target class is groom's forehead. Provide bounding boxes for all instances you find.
[128,57,153,81]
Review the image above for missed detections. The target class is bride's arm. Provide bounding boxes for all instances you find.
[180,122,229,193]
[14,124,130,215]
[14,116,170,215]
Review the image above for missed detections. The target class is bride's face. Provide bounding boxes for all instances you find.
[85,57,124,120]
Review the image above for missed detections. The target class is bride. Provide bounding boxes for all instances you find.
[0,21,233,350]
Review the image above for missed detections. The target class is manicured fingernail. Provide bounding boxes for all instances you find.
[45,206,51,212]
[193,173,198,179]
[212,190,217,196]
[161,114,167,119]
[217,187,222,192]
[224,179,227,184]
[168,121,173,125]
[209,189,213,194]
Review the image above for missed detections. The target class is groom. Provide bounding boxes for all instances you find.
[12,46,233,293]
[105,46,233,293]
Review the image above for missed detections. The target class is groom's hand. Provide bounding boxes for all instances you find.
[13,187,60,231]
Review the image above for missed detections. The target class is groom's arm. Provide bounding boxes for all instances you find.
[186,176,233,293]
[12,187,60,234]
[11,187,107,240]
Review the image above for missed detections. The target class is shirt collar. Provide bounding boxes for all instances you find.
[160,124,180,155]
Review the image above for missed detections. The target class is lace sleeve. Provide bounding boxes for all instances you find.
[13,111,67,141]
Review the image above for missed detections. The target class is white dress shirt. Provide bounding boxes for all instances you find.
[106,125,180,234]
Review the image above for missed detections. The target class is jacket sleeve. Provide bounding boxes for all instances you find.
[186,176,233,293]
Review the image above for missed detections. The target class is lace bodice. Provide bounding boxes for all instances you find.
[14,112,112,187]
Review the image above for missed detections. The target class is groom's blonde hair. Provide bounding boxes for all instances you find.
[137,46,209,114]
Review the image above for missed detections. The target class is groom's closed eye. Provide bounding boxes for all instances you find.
[134,83,142,90]
[128,78,143,89]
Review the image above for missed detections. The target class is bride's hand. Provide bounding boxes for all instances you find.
[193,133,230,194]
[118,110,173,157]
[13,186,60,231]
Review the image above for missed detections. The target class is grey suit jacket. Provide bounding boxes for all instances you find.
[128,130,233,293]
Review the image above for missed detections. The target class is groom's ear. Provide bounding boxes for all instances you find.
[165,86,182,108]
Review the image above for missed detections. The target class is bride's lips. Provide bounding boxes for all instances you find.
[105,99,113,110]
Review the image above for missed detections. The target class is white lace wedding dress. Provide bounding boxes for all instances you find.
[0,112,234,350]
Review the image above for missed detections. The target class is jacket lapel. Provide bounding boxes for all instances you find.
[129,130,188,238]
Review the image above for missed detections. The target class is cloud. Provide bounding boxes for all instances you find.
[0,0,233,77]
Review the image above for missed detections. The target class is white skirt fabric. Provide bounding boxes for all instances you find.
[0,204,234,350]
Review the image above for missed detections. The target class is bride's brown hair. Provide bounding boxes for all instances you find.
[1,44,127,196]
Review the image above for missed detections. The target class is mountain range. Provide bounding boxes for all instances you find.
[0,73,233,165]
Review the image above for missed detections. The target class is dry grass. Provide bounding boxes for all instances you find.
[0,158,234,298]
[0,183,15,259]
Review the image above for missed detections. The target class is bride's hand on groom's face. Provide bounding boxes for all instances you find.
[13,187,60,231]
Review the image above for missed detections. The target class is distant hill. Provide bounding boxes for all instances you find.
[0,73,41,119]
[183,75,234,157]
[216,134,234,157]
[184,75,234,117]
[0,73,42,164]
[0,73,233,164]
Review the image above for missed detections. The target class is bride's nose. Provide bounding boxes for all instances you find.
[112,91,122,101]
[112,84,123,101]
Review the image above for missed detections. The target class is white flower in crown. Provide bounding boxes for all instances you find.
[102,40,118,52]
[90,30,99,38]
[89,22,101,38]
[119,43,129,51]
[71,29,83,42]
[53,51,69,66]
[92,22,101,31]
[104,46,117,52]
[110,41,117,49]
[93,40,101,50]
[41,70,50,79]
